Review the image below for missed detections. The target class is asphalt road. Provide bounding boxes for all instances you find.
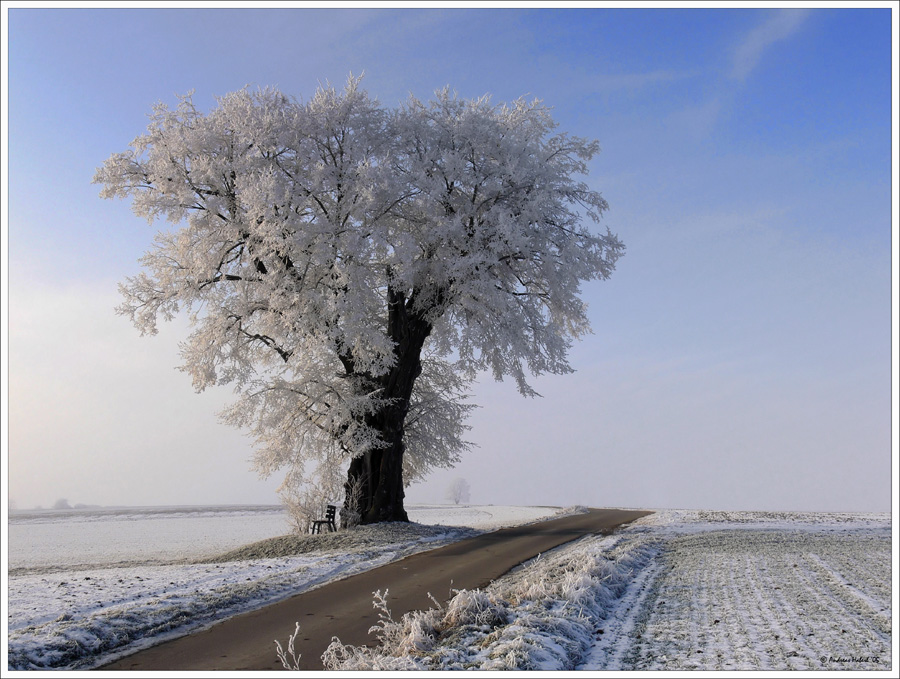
[100,507,650,671]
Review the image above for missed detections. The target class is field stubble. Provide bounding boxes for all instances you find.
[585,527,892,671]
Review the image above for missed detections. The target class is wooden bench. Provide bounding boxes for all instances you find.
[311,504,338,534]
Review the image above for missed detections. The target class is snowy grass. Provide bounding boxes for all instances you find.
[319,510,893,672]
[319,531,662,670]
[6,504,567,670]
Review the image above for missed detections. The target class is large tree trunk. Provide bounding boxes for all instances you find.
[343,417,409,525]
[341,287,433,526]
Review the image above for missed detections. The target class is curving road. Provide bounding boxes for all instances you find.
[100,507,650,671]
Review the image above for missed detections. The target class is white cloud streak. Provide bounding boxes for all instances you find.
[732,9,812,81]
[589,68,692,92]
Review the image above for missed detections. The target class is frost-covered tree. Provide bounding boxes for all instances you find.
[446,477,471,505]
[95,77,623,524]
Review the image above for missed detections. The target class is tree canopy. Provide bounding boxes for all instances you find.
[95,77,624,524]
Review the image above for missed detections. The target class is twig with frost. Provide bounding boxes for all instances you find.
[274,621,302,670]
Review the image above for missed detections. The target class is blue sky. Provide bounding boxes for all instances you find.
[3,6,896,512]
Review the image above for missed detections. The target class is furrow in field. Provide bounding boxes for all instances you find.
[631,551,694,669]
[727,549,773,669]
[579,549,666,670]
[788,549,891,667]
[808,547,891,626]
[745,550,814,670]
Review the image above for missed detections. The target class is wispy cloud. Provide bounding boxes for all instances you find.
[731,9,811,80]
[589,68,692,92]
[668,96,723,140]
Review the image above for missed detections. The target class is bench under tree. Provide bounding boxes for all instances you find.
[311,504,338,534]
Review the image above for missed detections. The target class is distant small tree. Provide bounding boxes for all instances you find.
[52,498,71,510]
[446,477,471,505]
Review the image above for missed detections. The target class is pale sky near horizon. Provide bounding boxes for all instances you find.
[3,5,897,513]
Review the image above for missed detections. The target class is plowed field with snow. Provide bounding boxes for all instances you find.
[584,524,892,670]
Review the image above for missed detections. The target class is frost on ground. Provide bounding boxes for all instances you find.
[6,504,567,670]
[318,531,662,670]
[320,510,893,672]
[7,524,471,670]
[584,512,893,671]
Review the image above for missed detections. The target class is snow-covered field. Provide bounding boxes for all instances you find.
[319,510,894,672]
[7,505,289,572]
[584,511,893,671]
[5,503,562,670]
[6,503,554,573]
[6,505,894,672]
